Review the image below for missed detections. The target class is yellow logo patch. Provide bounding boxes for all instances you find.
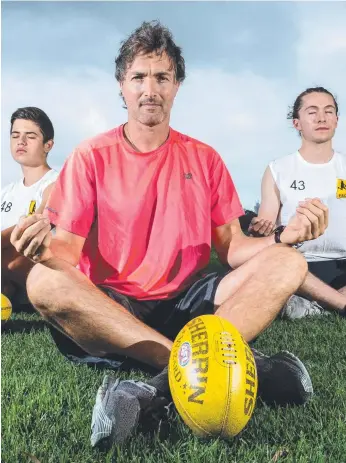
[28,200,37,215]
[336,179,346,199]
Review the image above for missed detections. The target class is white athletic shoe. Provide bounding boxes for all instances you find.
[90,376,157,448]
[281,295,328,319]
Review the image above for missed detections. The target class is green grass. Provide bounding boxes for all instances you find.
[2,263,346,462]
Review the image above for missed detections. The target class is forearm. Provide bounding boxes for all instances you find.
[2,235,77,274]
[227,234,277,268]
[47,238,80,267]
[256,210,278,224]
[1,238,72,287]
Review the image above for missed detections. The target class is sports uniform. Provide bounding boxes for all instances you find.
[46,125,244,365]
[1,169,59,230]
[269,151,346,288]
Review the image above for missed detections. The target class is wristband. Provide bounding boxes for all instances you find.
[274,225,304,249]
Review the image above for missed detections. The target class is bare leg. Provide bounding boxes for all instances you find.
[297,272,346,313]
[339,286,346,297]
[27,246,306,369]
[214,244,308,341]
[88,244,310,447]
[26,259,172,369]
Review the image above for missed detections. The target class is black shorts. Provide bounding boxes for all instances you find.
[308,260,346,289]
[49,270,229,370]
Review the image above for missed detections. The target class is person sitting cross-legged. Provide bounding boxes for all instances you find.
[1,107,58,309]
[249,87,346,319]
[11,22,329,448]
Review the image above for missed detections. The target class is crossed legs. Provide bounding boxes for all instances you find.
[297,272,346,312]
[26,244,307,369]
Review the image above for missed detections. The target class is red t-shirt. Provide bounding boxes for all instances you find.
[46,125,244,300]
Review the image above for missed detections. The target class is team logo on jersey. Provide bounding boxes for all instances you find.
[336,179,346,199]
[28,200,37,215]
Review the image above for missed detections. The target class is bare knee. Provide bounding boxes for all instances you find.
[269,244,308,286]
[26,264,68,317]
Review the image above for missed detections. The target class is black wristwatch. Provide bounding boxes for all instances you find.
[274,225,304,249]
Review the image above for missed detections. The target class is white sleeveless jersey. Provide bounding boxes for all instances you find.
[269,151,346,261]
[1,169,59,231]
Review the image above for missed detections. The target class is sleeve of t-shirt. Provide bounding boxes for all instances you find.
[210,152,244,228]
[45,147,96,238]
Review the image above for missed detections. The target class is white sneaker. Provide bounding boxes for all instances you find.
[281,295,328,319]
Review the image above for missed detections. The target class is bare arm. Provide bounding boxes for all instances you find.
[2,185,85,290]
[10,214,86,268]
[1,183,56,251]
[213,219,275,269]
[213,198,329,269]
[248,166,281,237]
[258,166,281,222]
[48,227,86,267]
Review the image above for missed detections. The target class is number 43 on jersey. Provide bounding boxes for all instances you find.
[290,180,305,190]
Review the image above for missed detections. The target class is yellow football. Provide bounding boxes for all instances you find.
[1,293,12,322]
[168,314,257,439]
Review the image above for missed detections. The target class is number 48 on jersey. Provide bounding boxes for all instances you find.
[1,201,12,212]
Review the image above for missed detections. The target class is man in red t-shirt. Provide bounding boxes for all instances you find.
[11,21,328,448]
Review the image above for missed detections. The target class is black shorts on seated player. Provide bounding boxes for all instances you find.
[49,271,228,370]
[308,260,346,290]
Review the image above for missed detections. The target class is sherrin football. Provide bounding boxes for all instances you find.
[168,314,257,439]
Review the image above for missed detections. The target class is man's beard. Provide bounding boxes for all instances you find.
[138,111,166,127]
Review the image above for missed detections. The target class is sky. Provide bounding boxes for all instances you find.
[1,1,346,210]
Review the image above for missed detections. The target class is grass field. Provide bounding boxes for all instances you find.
[2,260,346,462]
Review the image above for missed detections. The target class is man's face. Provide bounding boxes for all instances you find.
[294,92,338,143]
[120,52,180,127]
[10,119,53,167]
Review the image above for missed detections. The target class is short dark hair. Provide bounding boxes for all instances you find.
[239,210,257,235]
[287,87,339,120]
[115,20,186,84]
[10,107,54,143]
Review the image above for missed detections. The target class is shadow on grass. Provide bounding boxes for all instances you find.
[139,418,182,445]
[1,319,47,334]
[11,303,36,314]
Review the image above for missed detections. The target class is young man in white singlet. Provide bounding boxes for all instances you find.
[1,107,59,304]
[250,87,346,318]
